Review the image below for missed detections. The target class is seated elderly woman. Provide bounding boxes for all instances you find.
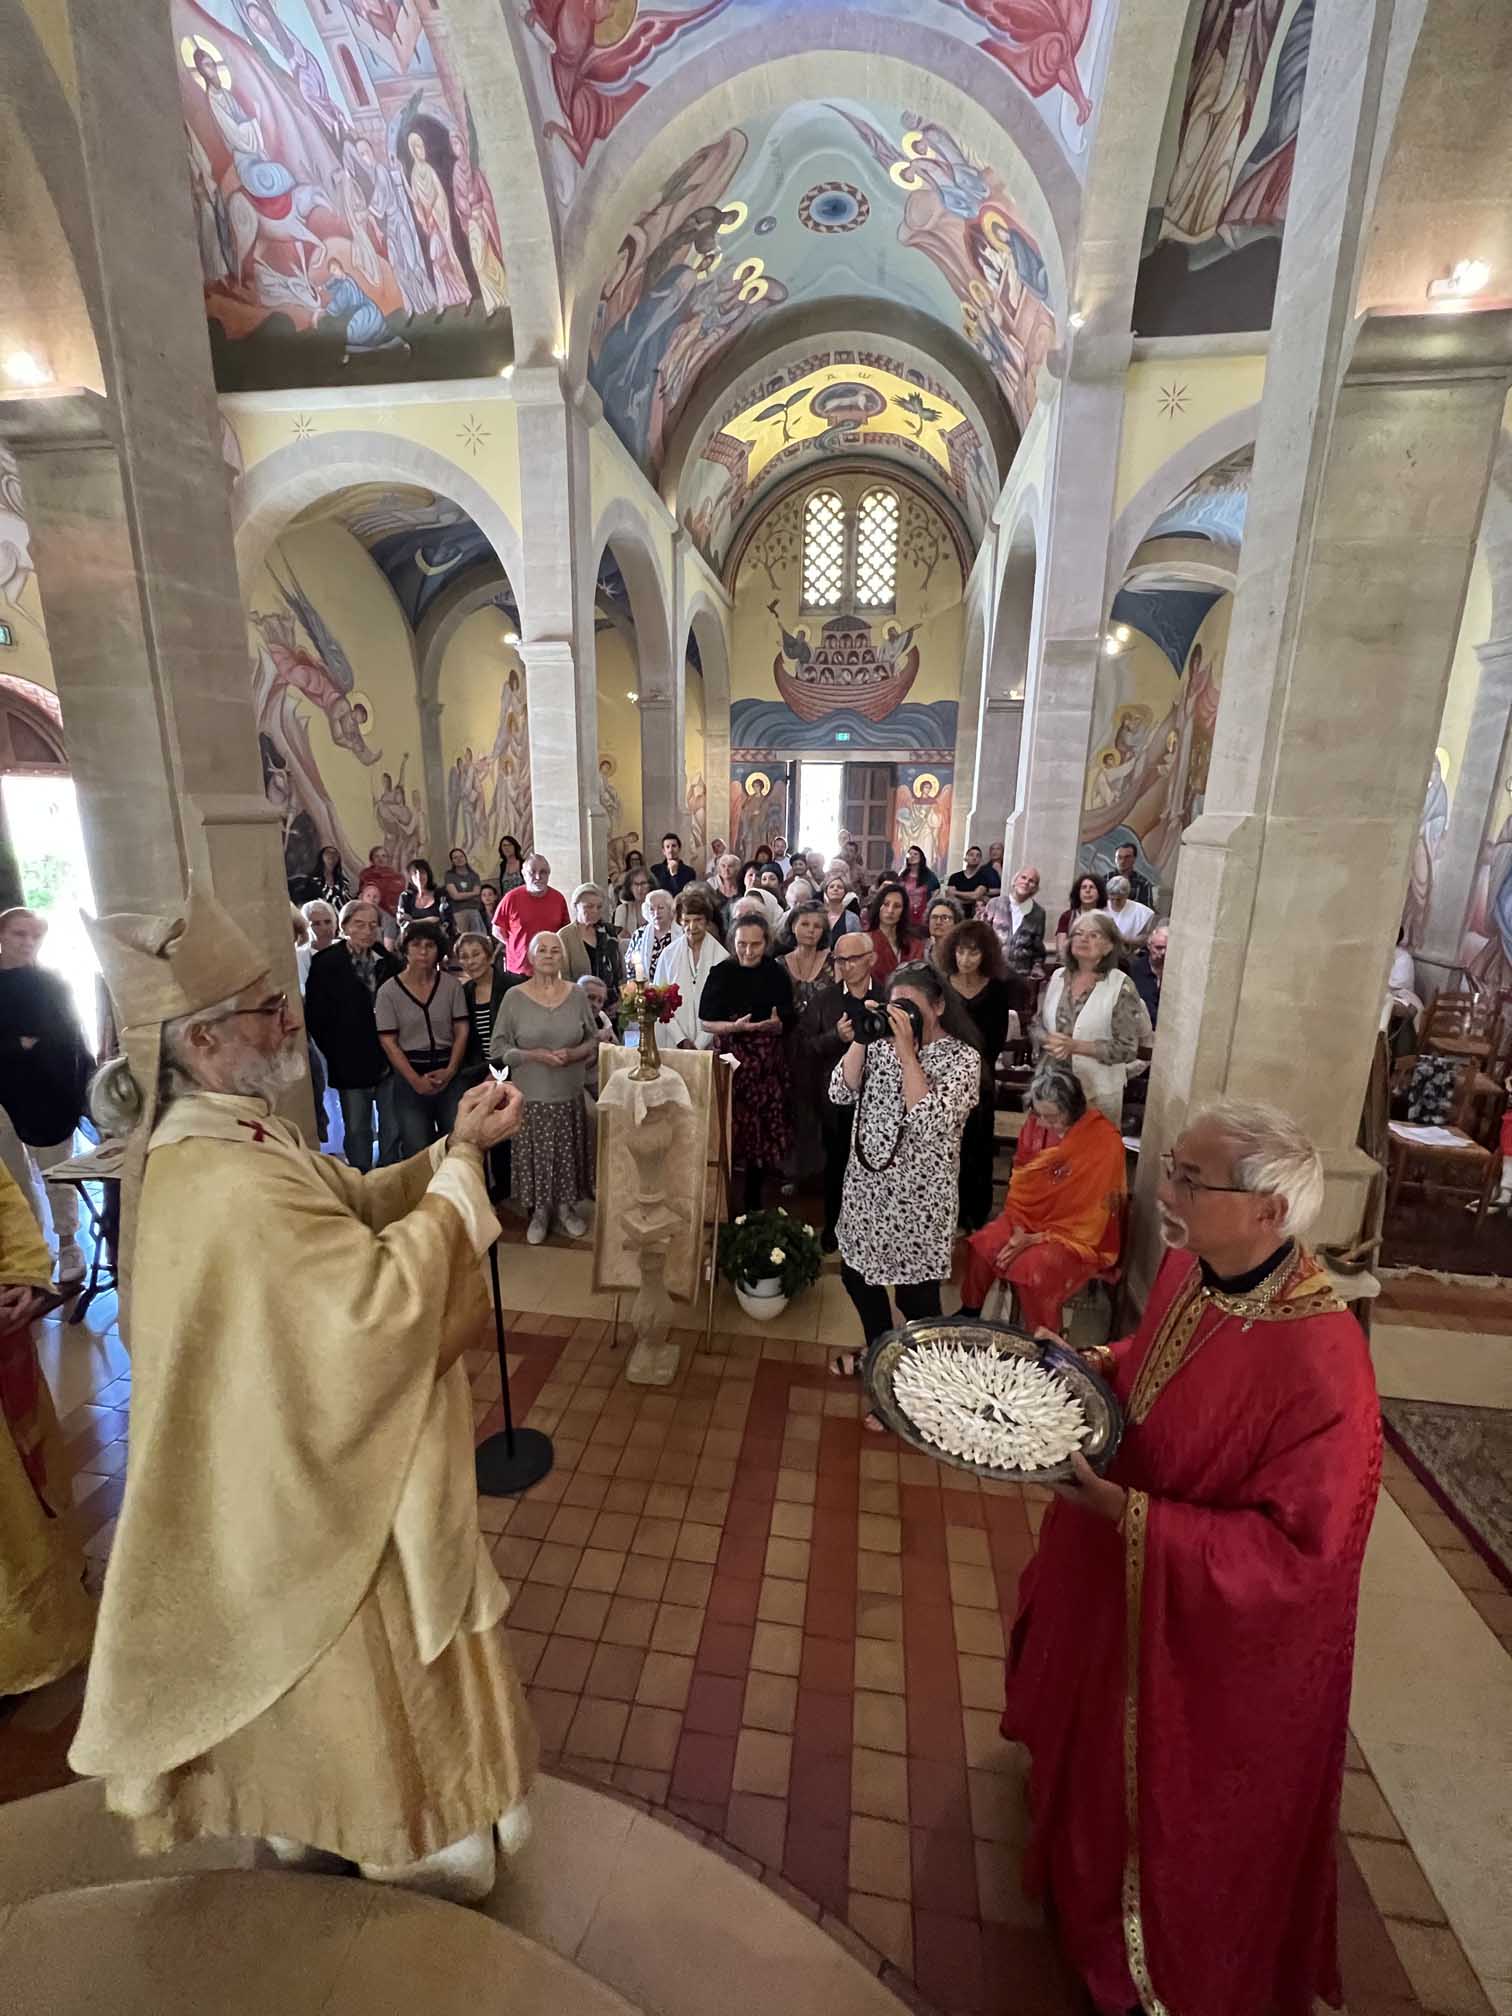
[955,1061,1127,1332]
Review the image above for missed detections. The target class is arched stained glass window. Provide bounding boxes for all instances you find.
[855,488,899,608]
[801,490,845,609]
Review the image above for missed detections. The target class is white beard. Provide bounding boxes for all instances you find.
[229,1042,307,1103]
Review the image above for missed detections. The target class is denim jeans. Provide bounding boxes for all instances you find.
[389,1072,466,1158]
[338,1079,400,1170]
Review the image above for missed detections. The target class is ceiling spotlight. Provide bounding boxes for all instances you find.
[1114,623,1131,643]
[1068,310,1087,330]
[626,690,639,703]
[499,364,514,380]
[3,350,51,388]
[502,630,519,646]
[1427,258,1491,305]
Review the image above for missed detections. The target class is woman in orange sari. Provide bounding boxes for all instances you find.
[1,1157,93,1696]
[956,1061,1125,1330]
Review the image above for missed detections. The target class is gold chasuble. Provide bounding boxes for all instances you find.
[0,1161,94,1696]
[70,1093,536,1865]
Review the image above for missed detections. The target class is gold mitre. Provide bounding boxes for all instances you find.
[84,877,268,1036]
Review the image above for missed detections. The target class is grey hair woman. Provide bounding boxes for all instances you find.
[1035,908,1148,1127]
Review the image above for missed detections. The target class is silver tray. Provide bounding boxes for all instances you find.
[864,1317,1124,1485]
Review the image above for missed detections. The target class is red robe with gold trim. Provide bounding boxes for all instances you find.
[1003,1246,1380,2016]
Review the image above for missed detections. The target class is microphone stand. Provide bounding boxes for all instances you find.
[474,1149,554,1497]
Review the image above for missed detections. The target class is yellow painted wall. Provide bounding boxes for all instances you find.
[596,627,643,878]
[590,427,675,580]
[684,658,707,861]
[1114,355,1265,520]
[1435,541,1492,811]
[731,477,964,718]
[224,395,522,541]
[437,609,532,861]
[246,520,421,876]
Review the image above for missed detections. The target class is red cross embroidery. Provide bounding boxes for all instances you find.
[235,1118,270,1144]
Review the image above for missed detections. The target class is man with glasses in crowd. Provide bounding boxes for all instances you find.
[1002,1100,1379,2016]
[73,880,537,1906]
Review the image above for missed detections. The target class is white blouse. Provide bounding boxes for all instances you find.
[653,933,730,1049]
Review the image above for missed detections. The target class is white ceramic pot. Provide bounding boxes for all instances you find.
[734,1275,788,1322]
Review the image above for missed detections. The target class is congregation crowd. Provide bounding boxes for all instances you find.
[282,822,1178,1368]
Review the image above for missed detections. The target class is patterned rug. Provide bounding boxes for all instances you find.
[1381,1398,1512,1591]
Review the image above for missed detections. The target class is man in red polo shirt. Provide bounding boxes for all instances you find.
[492,853,569,974]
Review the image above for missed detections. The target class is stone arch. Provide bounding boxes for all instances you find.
[979,512,1038,854]
[592,499,679,865]
[231,431,528,630]
[0,1,105,394]
[951,578,990,864]
[563,39,1077,387]
[685,590,732,863]
[1106,407,1259,595]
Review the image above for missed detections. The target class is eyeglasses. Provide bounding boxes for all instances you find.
[1160,1151,1249,1197]
[834,952,870,966]
[210,993,291,1025]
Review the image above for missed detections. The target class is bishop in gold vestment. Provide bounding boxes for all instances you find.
[69,881,536,1902]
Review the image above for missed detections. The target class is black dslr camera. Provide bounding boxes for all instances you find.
[852,997,923,1046]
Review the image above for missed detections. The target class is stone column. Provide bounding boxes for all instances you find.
[0,0,298,1055]
[418,695,448,864]
[517,639,592,883]
[639,537,686,851]
[1003,371,1128,887]
[971,697,1025,851]
[1420,634,1512,979]
[1137,0,1512,1276]
[515,371,597,887]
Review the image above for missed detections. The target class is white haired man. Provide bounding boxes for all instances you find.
[71,881,536,1903]
[1004,1101,1380,2016]
[491,852,568,976]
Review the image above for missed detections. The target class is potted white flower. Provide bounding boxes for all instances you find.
[718,1208,824,1322]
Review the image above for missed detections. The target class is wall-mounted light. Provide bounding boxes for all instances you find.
[502,630,519,646]
[1008,682,1025,701]
[3,350,51,388]
[552,345,567,363]
[1114,623,1131,643]
[626,690,639,703]
[1427,258,1491,307]
[1102,634,1122,657]
[498,364,515,380]
[1068,311,1087,330]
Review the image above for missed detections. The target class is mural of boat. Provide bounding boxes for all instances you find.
[770,611,921,724]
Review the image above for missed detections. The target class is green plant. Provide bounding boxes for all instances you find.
[718,1207,823,1298]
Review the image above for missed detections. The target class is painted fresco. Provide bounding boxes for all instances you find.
[1402,750,1450,950]
[520,0,1115,205]
[1459,742,1512,996]
[588,102,1054,473]
[680,350,996,572]
[301,486,520,629]
[1079,590,1230,895]
[445,666,533,861]
[728,763,791,863]
[1133,0,1313,335]
[892,764,955,876]
[174,0,506,367]
[249,525,425,883]
[0,447,43,645]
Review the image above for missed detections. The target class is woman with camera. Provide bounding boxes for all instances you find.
[827,962,980,1412]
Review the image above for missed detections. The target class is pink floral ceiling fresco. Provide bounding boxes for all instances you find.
[518,0,1116,207]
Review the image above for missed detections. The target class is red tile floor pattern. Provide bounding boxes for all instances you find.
[1,1277,1502,2015]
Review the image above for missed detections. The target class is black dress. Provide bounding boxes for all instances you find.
[0,967,93,1145]
[700,958,796,1174]
[953,974,1024,1232]
[782,951,837,1185]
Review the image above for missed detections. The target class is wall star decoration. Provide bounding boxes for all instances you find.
[1157,382,1189,419]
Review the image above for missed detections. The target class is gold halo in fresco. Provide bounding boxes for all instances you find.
[912,773,941,799]
[744,771,772,797]
[594,0,638,46]
[717,202,749,236]
[181,33,230,89]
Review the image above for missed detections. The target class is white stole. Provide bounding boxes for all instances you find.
[1040,968,1131,1126]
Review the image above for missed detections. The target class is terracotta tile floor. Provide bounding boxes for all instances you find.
[0,1230,1501,2015]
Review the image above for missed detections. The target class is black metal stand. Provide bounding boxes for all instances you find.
[474,1226,554,1497]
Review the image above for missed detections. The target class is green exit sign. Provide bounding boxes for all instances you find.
[0,624,13,648]
[834,730,851,742]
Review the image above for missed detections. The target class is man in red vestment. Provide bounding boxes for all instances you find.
[1004,1100,1380,2016]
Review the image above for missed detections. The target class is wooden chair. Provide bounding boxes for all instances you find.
[1386,1056,1500,1232]
[1419,988,1498,1065]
